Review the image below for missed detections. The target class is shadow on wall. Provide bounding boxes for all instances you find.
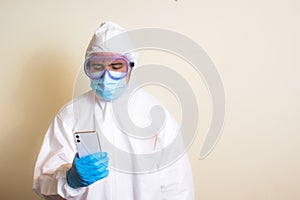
[0,49,74,200]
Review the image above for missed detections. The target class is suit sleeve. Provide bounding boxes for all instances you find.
[32,113,89,200]
[158,112,195,200]
[159,153,195,200]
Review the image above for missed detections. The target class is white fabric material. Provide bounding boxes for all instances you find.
[33,90,194,200]
[85,21,136,63]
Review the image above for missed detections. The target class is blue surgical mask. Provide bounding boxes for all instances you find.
[90,71,127,101]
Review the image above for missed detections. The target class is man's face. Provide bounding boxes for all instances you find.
[87,52,132,84]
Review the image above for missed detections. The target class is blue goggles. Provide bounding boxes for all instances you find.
[84,53,134,80]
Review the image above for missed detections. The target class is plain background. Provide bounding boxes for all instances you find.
[0,0,299,199]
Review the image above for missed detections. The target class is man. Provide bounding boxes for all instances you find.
[33,21,194,200]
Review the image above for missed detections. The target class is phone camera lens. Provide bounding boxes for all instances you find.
[77,140,80,143]
[76,135,79,138]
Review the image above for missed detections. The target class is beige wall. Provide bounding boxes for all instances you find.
[0,0,299,199]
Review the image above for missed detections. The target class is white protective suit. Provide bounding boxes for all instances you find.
[33,22,194,200]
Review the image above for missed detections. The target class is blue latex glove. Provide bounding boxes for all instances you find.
[66,152,109,189]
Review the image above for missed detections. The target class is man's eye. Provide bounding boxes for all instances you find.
[91,64,104,71]
[110,63,124,70]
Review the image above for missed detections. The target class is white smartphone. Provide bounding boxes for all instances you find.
[74,131,102,158]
